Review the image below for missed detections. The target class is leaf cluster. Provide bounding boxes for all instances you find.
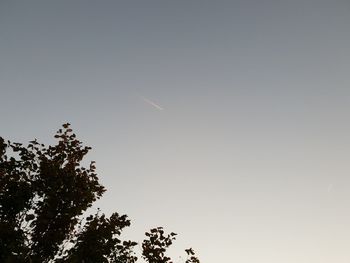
[0,124,200,263]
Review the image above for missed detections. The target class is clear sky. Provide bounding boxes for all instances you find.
[1,1,350,262]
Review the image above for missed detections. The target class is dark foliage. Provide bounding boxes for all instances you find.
[0,124,200,263]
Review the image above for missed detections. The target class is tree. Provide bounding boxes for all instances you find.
[0,124,200,263]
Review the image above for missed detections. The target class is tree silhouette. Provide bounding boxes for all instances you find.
[0,124,200,263]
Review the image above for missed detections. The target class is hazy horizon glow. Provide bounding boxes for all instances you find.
[1,1,350,262]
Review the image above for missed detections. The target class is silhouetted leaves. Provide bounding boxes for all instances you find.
[61,212,137,263]
[142,227,177,263]
[0,124,200,263]
[185,248,200,263]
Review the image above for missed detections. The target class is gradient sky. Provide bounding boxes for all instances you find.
[1,1,350,262]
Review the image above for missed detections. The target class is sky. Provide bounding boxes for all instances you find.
[1,0,350,262]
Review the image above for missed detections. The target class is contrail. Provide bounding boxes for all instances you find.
[327,184,333,193]
[140,96,164,111]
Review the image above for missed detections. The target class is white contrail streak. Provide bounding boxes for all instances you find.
[141,96,164,111]
[327,184,333,193]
